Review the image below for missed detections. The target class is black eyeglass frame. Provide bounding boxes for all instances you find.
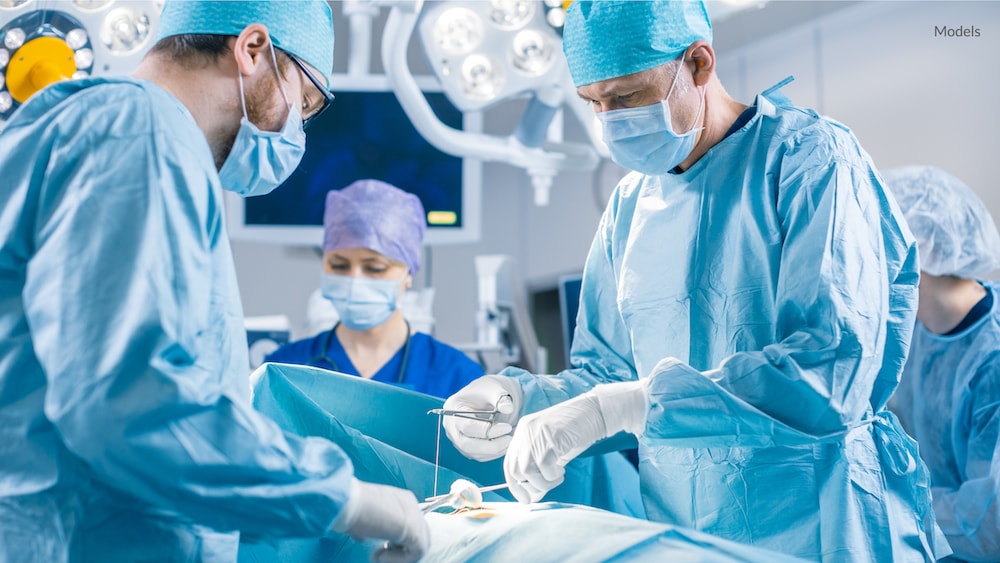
[285,53,335,128]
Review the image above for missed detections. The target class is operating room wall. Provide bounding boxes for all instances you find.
[714,0,1000,279]
[232,0,1000,357]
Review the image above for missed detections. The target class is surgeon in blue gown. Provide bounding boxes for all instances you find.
[266,179,484,399]
[0,2,428,562]
[442,1,948,561]
[885,166,1000,562]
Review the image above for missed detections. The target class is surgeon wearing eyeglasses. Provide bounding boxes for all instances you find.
[0,2,428,562]
[441,1,948,561]
[265,179,484,399]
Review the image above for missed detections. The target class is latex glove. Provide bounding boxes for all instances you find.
[442,374,523,461]
[504,380,648,504]
[332,479,430,563]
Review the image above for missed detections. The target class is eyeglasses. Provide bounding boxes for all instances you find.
[286,53,335,128]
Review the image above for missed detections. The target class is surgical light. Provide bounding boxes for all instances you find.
[387,1,600,206]
[65,28,88,49]
[4,26,23,48]
[488,0,534,30]
[0,1,161,128]
[433,7,482,55]
[73,46,92,69]
[510,29,552,75]
[100,7,150,54]
[461,54,502,100]
[73,0,114,10]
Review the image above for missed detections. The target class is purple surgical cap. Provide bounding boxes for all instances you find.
[323,180,426,274]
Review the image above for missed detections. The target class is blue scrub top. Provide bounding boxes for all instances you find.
[266,329,483,399]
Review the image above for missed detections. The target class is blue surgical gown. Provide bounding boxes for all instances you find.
[265,328,484,398]
[0,78,357,562]
[892,281,1000,562]
[503,84,948,561]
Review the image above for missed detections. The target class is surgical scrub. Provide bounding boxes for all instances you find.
[893,281,1000,562]
[265,329,484,398]
[0,78,355,561]
[501,82,945,560]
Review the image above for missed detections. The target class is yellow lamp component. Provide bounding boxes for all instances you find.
[6,36,76,103]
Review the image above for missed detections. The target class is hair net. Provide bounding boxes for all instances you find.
[323,180,426,274]
[883,165,1000,277]
[156,0,335,88]
[563,0,712,88]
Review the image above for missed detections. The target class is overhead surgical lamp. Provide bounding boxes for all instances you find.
[382,0,606,206]
[0,0,161,129]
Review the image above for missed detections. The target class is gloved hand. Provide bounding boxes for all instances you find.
[332,479,430,563]
[504,380,648,504]
[442,374,523,461]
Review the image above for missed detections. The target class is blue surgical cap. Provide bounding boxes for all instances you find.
[884,165,1000,278]
[324,180,427,275]
[563,0,713,87]
[157,0,335,88]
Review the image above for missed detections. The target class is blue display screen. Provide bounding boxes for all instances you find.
[244,91,464,229]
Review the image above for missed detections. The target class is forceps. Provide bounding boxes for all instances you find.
[426,393,514,424]
[427,394,513,497]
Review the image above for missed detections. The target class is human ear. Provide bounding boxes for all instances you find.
[232,23,271,77]
[687,40,715,87]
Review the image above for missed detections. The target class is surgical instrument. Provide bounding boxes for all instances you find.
[421,479,485,513]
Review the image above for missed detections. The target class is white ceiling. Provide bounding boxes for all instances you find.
[711,1,861,53]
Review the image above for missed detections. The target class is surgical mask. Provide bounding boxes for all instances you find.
[322,273,403,331]
[597,61,705,176]
[219,41,306,197]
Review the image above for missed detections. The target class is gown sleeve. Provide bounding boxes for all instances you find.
[24,89,353,537]
[932,351,1000,561]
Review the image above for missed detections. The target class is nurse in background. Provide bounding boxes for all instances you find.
[885,166,1000,562]
[267,179,483,398]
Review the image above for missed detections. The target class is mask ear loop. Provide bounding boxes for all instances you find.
[690,81,706,134]
[237,67,249,120]
[665,56,706,136]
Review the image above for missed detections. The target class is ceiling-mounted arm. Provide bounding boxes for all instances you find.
[380,0,600,206]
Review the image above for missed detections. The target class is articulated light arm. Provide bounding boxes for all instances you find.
[381,1,600,205]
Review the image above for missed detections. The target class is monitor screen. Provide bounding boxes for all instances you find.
[225,75,481,246]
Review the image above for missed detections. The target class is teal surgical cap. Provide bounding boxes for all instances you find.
[884,165,1000,278]
[563,0,712,87]
[157,0,335,88]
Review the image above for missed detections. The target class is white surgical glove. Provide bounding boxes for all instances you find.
[504,380,648,504]
[332,479,430,563]
[442,374,523,461]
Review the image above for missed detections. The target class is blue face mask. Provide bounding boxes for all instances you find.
[219,41,306,197]
[597,62,705,176]
[322,273,403,331]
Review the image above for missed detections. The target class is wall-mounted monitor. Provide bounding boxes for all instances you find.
[225,74,482,246]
